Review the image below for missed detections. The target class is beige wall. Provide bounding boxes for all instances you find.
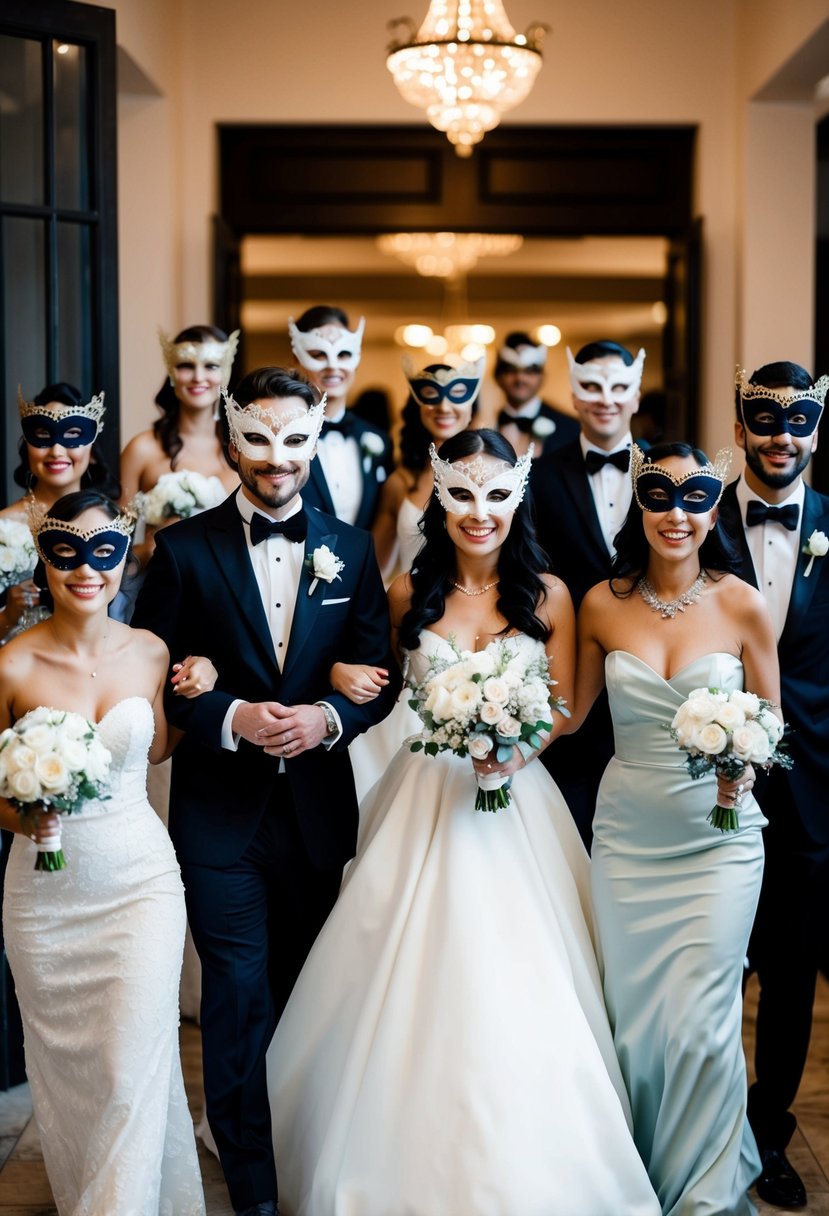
[95,0,826,455]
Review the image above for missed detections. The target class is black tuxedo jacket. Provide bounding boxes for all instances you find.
[302,415,394,531]
[720,480,829,843]
[499,401,580,458]
[132,495,400,869]
[530,438,612,609]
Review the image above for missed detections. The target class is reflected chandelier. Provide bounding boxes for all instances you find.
[386,0,547,157]
[376,231,523,279]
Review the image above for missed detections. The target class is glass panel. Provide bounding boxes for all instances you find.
[0,35,44,206]
[57,221,92,389]
[53,41,89,211]
[2,218,46,502]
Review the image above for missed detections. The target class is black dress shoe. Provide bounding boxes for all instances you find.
[234,1203,278,1216]
[755,1148,807,1208]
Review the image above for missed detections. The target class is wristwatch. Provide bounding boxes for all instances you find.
[317,701,338,738]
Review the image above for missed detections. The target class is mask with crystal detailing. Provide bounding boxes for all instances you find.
[18,388,105,448]
[403,356,484,410]
[632,443,731,514]
[735,368,827,438]
[430,444,533,518]
[288,317,365,373]
[497,342,547,371]
[222,388,326,464]
[158,329,239,387]
[567,346,645,405]
[30,501,137,572]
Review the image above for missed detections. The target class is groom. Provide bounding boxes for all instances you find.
[133,367,399,1216]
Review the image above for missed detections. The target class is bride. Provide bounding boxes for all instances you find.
[267,429,659,1215]
[0,490,208,1215]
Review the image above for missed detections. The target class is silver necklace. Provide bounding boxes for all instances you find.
[449,579,499,597]
[637,570,707,619]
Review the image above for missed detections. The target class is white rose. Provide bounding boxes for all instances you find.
[497,715,522,738]
[683,693,721,725]
[693,723,728,755]
[451,681,481,716]
[0,550,17,574]
[20,723,57,752]
[713,702,745,731]
[9,744,37,772]
[62,713,91,741]
[35,753,69,791]
[532,417,556,438]
[727,690,761,718]
[807,529,829,557]
[312,545,343,582]
[20,707,52,728]
[756,707,784,746]
[84,741,112,783]
[468,734,494,759]
[480,701,505,725]
[361,432,385,457]
[9,768,41,802]
[482,677,510,706]
[464,650,496,678]
[425,685,455,722]
[54,738,89,771]
[731,721,770,764]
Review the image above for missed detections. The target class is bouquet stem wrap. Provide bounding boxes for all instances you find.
[474,771,513,812]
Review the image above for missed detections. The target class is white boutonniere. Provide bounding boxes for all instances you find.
[360,431,385,474]
[531,416,556,439]
[305,544,345,596]
[803,529,829,577]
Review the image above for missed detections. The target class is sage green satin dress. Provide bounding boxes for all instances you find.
[592,651,765,1216]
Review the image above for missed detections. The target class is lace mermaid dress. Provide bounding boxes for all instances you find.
[3,697,205,1216]
[593,652,765,1216]
[267,632,659,1216]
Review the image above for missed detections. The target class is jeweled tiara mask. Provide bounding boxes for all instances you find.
[430,444,533,517]
[288,317,365,373]
[735,367,828,438]
[18,388,105,448]
[631,443,731,514]
[222,388,326,464]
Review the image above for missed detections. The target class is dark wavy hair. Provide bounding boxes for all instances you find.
[399,428,551,651]
[32,490,132,609]
[293,304,350,332]
[610,441,741,597]
[154,324,233,470]
[14,382,119,498]
[398,365,480,474]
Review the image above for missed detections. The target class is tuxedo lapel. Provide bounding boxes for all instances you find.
[282,510,340,680]
[781,486,828,637]
[204,499,281,681]
[560,447,609,561]
[306,456,337,517]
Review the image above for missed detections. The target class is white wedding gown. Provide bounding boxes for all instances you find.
[3,697,205,1216]
[268,632,659,1216]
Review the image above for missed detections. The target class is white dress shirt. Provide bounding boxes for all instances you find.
[580,432,633,556]
[735,475,804,640]
[316,409,362,524]
[500,395,542,421]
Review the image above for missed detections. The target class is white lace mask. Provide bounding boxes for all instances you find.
[288,317,365,373]
[567,346,645,405]
[498,343,547,370]
[430,445,532,517]
[222,389,326,464]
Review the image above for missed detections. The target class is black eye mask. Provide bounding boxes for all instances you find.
[37,528,129,571]
[21,413,99,449]
[409,377,480,408]
[635,471,724,514]
[740,396,823,438]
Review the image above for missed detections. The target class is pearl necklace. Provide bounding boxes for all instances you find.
[637,570,707,619]
[449,579,499,597]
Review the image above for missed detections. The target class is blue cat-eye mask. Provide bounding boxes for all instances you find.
[21,413,100,449]
[402,355,484,411]
[631,444,732,514]
[36,527,130,571]
[736,369,828,438]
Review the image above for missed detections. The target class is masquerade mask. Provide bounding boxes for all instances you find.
[158,329,239,386]
[403,356,484,410]
[18,388,105,448]
[288,317,365,373]
[30,502,137,572]
[498,342,547,371]
[567,347,645,405]
[735,368,828,438]
[430,444,533,518]
[222,388,326,465]
[631,444,731,514]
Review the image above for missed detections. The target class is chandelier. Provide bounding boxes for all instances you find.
[386,1,546,157]
[376,231,523,279]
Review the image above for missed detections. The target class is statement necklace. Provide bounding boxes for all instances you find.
[637,570,707,619]
[449,578,499,598]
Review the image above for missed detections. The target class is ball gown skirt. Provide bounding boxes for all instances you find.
[267,631,660,1216]
[3,697,205,1216]
[593,652,766,1216]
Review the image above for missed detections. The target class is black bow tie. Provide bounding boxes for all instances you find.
[321,414,355,438]
[584,449,631,475]
[745,500,800,532]
[498,410,536,435]
[249,511,307,546]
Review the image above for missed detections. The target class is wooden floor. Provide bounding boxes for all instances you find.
[1,974,827,1213]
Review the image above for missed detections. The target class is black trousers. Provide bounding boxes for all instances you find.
[181,782,342,1210]
[747,768,829,1150]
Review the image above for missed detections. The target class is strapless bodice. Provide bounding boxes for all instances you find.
[69,696,155,820]
[405,629,545,688]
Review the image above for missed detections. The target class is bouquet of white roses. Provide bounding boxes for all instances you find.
[0,707,112,871]
[670,686,791,831]
[0,518,37,590]
[137,470,226,526]
[407,636,568,811]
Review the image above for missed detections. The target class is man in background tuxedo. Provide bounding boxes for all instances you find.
[134,367,399,1216]
[719,360,829,1210]
[289,305,393,529]
[530,340,644,843]
[494,330,579,458]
